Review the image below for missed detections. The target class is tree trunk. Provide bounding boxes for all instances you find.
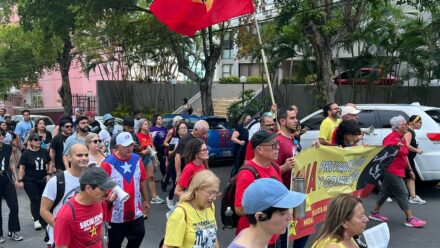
[199,79,214,115]
[313,41,337,105]
[58,38,73,116]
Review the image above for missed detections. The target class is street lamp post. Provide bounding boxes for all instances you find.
[240,76,247,107]
[171,78,177,110]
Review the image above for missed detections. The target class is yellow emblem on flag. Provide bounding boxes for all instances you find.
[192,0,214,12]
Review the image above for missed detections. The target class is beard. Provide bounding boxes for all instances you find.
[79,126,90,133]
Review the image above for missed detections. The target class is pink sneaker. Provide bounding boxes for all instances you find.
[368,212,389,222]
[405,217,426,228]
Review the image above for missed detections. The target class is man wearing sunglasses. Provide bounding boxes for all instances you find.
[53,167,117,248]
[49,117,74,172]
[63,116,89,167]
[319,102,341,146]
[234,130,283,247]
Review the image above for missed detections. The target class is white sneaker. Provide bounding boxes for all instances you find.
[150,196,165,204]
[385,197,393,203]
[409,195,426,204]
[33,220,42,230]
[166,197,175,210]
[8,232,23,241]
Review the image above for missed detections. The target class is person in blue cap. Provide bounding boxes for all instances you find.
[228,178,306,248]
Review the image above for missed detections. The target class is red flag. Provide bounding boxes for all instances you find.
[150,0,255,36]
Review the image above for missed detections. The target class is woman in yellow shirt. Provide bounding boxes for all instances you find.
[163,170,221,248]
[312,194,369,248]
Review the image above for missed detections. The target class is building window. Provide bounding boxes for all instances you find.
[222,64,233,78]
[222,32,234,59]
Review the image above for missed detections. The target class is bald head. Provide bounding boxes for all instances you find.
[68,143,89,169]
[69,143,88,156]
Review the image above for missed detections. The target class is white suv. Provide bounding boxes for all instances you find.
[300,103,440,184]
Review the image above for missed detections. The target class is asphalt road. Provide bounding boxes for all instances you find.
[2,162,440,248]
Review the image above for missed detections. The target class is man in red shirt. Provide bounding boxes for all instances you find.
[276,106,309,248]
[368,115,426,228]
[276,106,298,188]
[54,167,116,248]
[235,130,282,247]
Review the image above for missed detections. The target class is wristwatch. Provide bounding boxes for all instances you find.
[17,178,23,182]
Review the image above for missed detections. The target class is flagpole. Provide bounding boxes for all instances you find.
[253,12,276,106]
[253,12,279,130]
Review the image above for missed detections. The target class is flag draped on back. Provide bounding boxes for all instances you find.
[150,0,255,36]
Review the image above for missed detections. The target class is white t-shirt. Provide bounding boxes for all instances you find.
[42,170,80,245]
[247,122,261,140]
[2,132,13,145]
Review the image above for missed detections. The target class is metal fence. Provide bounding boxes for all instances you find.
[72,94,97,113]
[96,80,199,115]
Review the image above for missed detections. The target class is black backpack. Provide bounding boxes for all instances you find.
[44,171,66,242]
[220,163,278,229]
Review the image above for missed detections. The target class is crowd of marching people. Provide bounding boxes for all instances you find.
[0,102,428,248]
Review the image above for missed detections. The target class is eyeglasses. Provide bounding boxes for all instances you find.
[63,125,73,128]
[201,189,222,199]
[32,138,41,142]
[259,140,279,150]
[199,148,209,153]
[263,123,276,127]
[90,139,102,144]
[0,134,4,137]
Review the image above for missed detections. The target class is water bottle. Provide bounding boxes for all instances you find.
[291,177,306,218]
[224,206,234,229]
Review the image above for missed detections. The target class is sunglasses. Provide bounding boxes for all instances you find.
[90,139,102,144]
[63,125,73,128]
[32,138,42,142]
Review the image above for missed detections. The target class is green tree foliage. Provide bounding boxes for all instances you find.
[0,25,57,93]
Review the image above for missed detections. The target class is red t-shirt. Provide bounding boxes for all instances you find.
[137,132,153,149]
[276,134,297,188]
[383,130,409,177]
[234,160,282,244]
[178,161,206,189]
[244,141,254,161]
[54,197,106,248]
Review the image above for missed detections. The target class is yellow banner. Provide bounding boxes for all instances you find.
[289,145,386,239]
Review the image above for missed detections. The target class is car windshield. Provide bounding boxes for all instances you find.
[425,109,440,125]
[206,119,228,130]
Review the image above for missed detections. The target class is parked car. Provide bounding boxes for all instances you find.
[300,103,440,185]
[95,116,124,135]
[334,67,399,85]
[12,114,56,134]
[163,114,234,162]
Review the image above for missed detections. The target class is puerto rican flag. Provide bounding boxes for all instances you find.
[101,153,147,223]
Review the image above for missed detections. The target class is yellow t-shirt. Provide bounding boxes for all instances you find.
[319,117,341,141]
[312,237,359,248]
[164,201,217,248]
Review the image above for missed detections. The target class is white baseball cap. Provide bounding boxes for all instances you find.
[341,106,361,117]
[116,132,135,147]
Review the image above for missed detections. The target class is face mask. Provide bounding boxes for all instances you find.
[107,125,114,134]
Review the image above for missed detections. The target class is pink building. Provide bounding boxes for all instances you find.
[39,63,101,109]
